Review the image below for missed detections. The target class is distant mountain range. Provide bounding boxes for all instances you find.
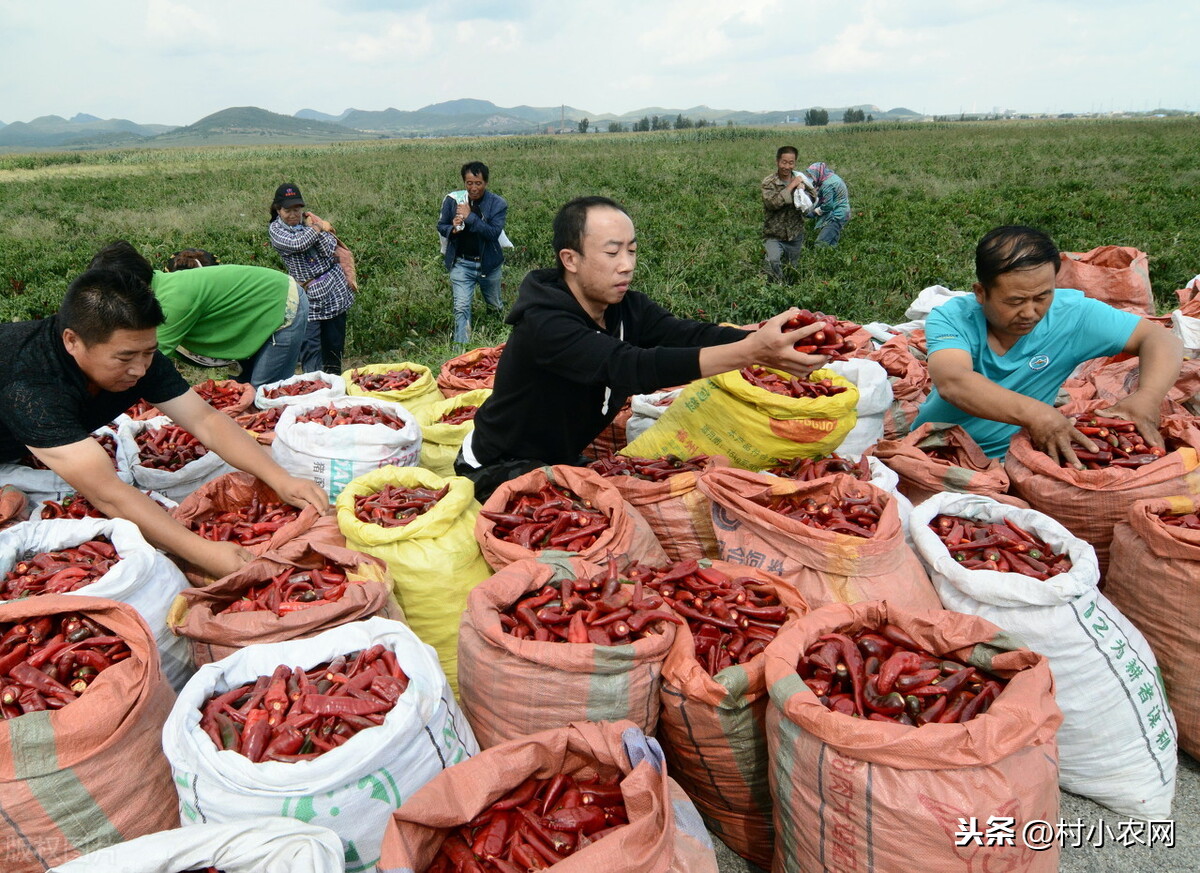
[0,99,928,150]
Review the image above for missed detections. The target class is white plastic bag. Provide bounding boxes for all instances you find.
[625,387,684,446]
[162,617,477,873]
[119,416,235,503]
[909,492,1177,819]
[46,817,346,873]
[826,359,892,459]
[272,396,422,499]
[889,284,971,334]
[0,424,130,508]
[255,371,348,410]
[0,517,194,690]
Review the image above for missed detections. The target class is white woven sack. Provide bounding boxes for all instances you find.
[255,371,348,410]
[910,492,1177,819]
[865,455,914,538]
[826,359,892,459]
[625,387,683,446]
[0,516,194,690]
[273,396,422,499]
[119,415,236,503]
[0,424,130,508]
[162,617,477,873]
[46,817,346,873]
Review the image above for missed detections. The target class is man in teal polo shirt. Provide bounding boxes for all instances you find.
[914,225,1182,466]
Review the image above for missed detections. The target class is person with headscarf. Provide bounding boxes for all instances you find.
[807,162,851,247]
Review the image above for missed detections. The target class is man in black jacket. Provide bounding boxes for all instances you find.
[455,195,829,500]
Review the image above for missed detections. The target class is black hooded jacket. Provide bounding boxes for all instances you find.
[468,268,748,466]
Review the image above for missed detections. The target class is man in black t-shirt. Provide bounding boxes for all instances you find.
[0,268,328,578]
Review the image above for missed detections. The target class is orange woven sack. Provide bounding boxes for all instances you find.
[378,720,717,873]
[0,483,29,531]
[167,538,400,666]
[696,467,941,611]
[656,563,807,868]
[861,330,930,440]
[437,343,505,396]
[764,601,1062,873]
[873,422,1029,508]
[1107,495,1200,758]
[457,556,677,748]
[597,455,729,563]
[0,595,179,872]
[1062,355,1200,414]
[1057,245,1154,316]
[476,465,668,572]
[1004,404,1200,576]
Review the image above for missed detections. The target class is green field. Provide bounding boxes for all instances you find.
[2,119,1197,370]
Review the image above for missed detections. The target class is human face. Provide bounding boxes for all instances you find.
[278,204,305,226]
[561,207,637,322]
[62,327,159,394]
[776,151,797,179]
[974,262,1057,350]
[464,172,487,201]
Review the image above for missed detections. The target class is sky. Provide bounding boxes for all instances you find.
[1,0,1197,127]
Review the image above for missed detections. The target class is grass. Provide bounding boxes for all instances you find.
[3,118,1198,372]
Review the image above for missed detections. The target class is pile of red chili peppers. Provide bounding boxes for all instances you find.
[295,404,408,430]
[262,377,332,400]
[481,484,610,552]
[767,454,871,482]
[20,432,118,471]
[428,771,628,873]
[1,538,119,598]
[1065,414,1168,469]
[0,611,131,718]
[437,404,480,425]
[199,644,409,763]
[762,492,885,537]
[781,309,860,360]
[354,484,448,528]
[500,563,682,645]
[350,368,422,392]
[41,491,170,521]
[216,561,353,617]
[136,425,209,471]
[587,454,708,482]
[796,623,1008,725]
[446,346,503,381]
[186,497,301,546]
[193,379,247,411]
[929,514,1072,578]
[1157,509,1200,530]
[740,365,848,399]
[234,406,282,437]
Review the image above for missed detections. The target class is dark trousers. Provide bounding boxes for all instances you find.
[299,312,347,374]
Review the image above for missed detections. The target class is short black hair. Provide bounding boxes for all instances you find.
[552,196,631,275]
[776,146,798,160]
[165,249,219,271]
[975,226,1061,289]
[461,161,489,182]
[59,268,164,346]
[88,240,154,286]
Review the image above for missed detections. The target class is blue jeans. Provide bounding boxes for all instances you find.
[815,217,847,247]
[450,258,504,344]
[244,284,308,387]
[764,234,804,282]
[299,311,347,374]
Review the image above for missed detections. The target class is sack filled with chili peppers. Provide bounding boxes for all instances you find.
[170,471,341,586]
[697,468,940,612]
[0,424,131,509]
[167,538,400,668]
[336,465,490,697]
[1060,354,1200,413]
[1106,495,1200,760]
[0,595,180,873]
[0,517,194,690]
[273,395,422,500]
[0,484,29,532]
[118,416,236,504]
[475,465,668,573]
[343,361,443,418]
[1004,403,1200,577]
[254,370,347,410]
[821,359,894,459]
[162,617,478,872]
[123,397,163,420]
[646,560,807,867]
[193,378,256,416]
[378,721,718,873]
[233,404,283,446]
[414,387,493,477]
[39,489,176,521]
[767,453,916,539]
[625,386,684,445]
[437,342,505,397]
[44,818,346,873]
[590,453,728,564]
[858,327,931,439]
[458,557,679,748]
[911,492,1176,818]
[763,600,1061,873]
[623,366,859,471]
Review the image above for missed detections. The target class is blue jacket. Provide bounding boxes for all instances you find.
[438,189,507,273]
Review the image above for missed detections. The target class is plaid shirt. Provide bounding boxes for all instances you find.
[761,172,808,242]
[268,219,354,320]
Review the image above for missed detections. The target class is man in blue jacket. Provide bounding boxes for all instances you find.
[437,161,507,346]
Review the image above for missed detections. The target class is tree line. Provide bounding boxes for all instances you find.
[573,108,876,133]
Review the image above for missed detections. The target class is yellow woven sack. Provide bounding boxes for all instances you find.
[622,368,858,470]
[415,388,493,477]
[343,362,443,417]
[336,465,492,696]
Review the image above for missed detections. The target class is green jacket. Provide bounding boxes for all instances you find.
[152,265,290,360]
